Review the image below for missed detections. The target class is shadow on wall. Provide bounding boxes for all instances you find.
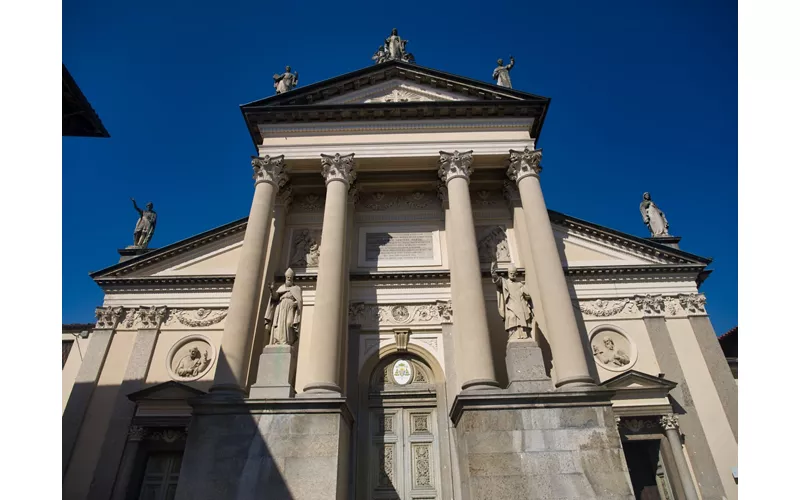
[555,234,601,384]
[63,350,301,499]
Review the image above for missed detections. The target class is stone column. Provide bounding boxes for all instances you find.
[109,426,147,500]
[507,147,593,388]
[439,150,498,390]
[302,153,356,395]
[212,155,288,395]
[63,305,124,476]
[247,185,293,386]
[661,414,700,500]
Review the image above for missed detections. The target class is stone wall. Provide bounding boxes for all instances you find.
[454,401,634,499]
[175,400,351,500]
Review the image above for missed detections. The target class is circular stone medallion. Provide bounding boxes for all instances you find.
[167,335,216,382]
[392,359,413,385]
[589,327,637,372]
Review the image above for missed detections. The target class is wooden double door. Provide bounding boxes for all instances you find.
[366,406,441,500]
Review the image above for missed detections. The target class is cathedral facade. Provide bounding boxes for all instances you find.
[62,57,737,500]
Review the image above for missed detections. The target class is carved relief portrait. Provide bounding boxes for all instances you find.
[288,228,322,268]
[476,226,511,264]
[167,335,215,381]
[589,327,637,372]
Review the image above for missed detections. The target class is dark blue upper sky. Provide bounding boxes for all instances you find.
[63,0,737,332]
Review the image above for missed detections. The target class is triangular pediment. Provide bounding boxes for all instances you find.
[602,370,677,396]
[127,381,206,402]
[320,79,467,104]
[550,210,711,270]
[242,60,549,108]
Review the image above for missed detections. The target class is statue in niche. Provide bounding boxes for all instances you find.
[592,336,631,367]
[491,262,534,340]
[175,347,210,378]
[478,227,511,263]
[288,229,320,267]
[639,192,670,237]
[130,198,157,248]
[273,66,299,94]
[493,56,515,88]
[265,268,303,345]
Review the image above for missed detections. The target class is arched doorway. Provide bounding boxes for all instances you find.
[355,347,453,500]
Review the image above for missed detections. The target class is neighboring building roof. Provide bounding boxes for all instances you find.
[240,59,551,148]
[63,64,110,138]
[62,323,95,332]
[719,326,737,358]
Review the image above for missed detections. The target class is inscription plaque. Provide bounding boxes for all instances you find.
[365,232,434,262]
[358,226,442,268]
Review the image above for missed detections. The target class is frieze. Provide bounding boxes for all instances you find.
[356,191,437,212]
[168,308,229,328]
[350,303,443,328]
[579,299,636,317]
[576,293,709,318]
[619,417,662,435]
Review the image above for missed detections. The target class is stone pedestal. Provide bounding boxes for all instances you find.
[175,398,352,500]
[249,345,297,399]
[117,247,154,263]
[649,236,681,249]
[450,388,634,499]
[506,340,553,393]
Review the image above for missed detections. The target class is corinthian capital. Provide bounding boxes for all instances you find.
[659,414,679,431]
[507,147,543,182]
[95,306,125,329]
[438,150,474,184]
[138,306,168,329]
[321,153,356,186]
[251,155,288,188]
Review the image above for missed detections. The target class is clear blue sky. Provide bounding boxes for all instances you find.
[63,0,737,333]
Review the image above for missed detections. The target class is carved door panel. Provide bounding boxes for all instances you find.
[369,408,440,500]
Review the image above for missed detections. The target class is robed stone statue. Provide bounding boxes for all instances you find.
[491,262,534,340]
[273,66,299,94]
[265,268,303,345]
[493,56,515,88]
[639,192,670,237]
[130,198,157,248]
[373,28,415,64]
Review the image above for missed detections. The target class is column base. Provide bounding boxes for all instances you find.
[176,396,353,500]
[554,374,597,389]
[462,378,501,391]
[249,344,297,399]
[300,382,343,397]
[450,387,633,499]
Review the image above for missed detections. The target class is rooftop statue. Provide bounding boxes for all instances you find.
[130,198,156,249]
[372,28,415,64]
[493,56,515,88]
[639,192,670,237]
[273,66,299,94]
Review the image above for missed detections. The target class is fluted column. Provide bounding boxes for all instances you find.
[661,414,700,500]
[439,150,499,390]
[303,153,356,395]
[508,147,594,388]
[212,155,288,394]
